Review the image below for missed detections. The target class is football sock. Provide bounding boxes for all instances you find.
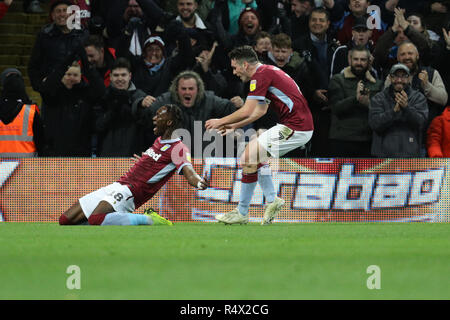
[237,171,258,216]
[100,213,152,226]
[88,213,107,225]
[258,164,276,203]
[59,214,73,225]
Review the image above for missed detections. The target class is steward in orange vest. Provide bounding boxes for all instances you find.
[0,68,43,157]
[0,104,41,157]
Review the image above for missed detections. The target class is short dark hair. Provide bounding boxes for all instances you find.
[228,46,259,64]
[164,104,183,130]
[112,57,132,72]
[84,34,104,50]
[349,45,371,58]
[255,31,271,43]
[310,7,330,21]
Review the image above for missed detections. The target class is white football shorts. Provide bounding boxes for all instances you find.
[78,182,135,218]
[257,124,313,158]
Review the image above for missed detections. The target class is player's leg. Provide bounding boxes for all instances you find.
[85,183,172,226]
[216,137,269,225]
[259,125,313,224]
[59,201,88,225]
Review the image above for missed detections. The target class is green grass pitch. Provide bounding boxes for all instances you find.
[0,222,448,299]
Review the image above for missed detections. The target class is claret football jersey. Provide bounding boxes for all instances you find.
[247,64,314,131]
[117,137,192,209]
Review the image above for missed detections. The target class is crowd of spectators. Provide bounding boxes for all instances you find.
[1,0,450,159]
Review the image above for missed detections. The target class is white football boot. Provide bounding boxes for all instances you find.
[216,208,249,225]
[262,197,285,225]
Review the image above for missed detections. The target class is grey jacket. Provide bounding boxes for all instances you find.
[144,91,236,158]
[369,85,428,157]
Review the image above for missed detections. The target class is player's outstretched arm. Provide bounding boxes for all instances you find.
[205,99,260,130]
[206,99,268,134]
[182,165,209,190]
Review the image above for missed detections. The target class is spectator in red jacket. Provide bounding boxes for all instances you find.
[427,106,450,157]
[0,0,13,20]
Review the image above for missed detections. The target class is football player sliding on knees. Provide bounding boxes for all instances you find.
[59,104,208,226]
[205,46,314,225]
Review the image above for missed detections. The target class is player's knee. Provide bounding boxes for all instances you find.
[59,214,73,225]
[88,213,106,225]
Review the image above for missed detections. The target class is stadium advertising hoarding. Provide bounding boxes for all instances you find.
[0,158,449,223]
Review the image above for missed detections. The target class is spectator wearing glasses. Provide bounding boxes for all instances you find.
[369,63,428,157]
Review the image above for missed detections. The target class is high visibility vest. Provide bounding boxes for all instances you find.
[0,104,38,157]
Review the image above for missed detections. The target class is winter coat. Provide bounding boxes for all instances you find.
[39,59,105,157]
[95,83,147,157]
[328,67,383,142]
[369,85,428,157]
[28,23,89,93]
[427,106,450,157]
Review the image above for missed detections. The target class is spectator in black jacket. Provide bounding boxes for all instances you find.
[95,58,150,157]
[39,49,106,156]
[105,0,167,50]
[288,0,314,42]
[28,0,89,94]
[293,7,340,156]
[83,35,117,87]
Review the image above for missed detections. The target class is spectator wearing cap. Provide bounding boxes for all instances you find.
[330,16,379,78]
[0,68,43,157]
[385,41,448,127]
[369,63,428,157]
[116,22,195,99]
[336,0,385,46]
[28,0,89,94]
[0,0,13,20]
